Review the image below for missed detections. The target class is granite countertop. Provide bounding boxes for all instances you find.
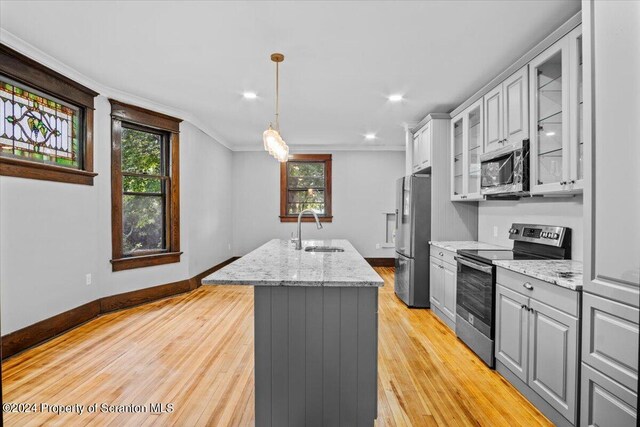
[493,260,583,291]
[202,239,384,287]
[429,241,507,253]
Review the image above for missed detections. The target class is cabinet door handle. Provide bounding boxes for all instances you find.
[560,181,567,185]
[570,179,576,184]
[439,252,444,256]
[521,304,528,311]
[523,282,533,290]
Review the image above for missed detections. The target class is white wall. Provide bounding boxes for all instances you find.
[181,123,234,275]
[478,195,584,260]
[232,151,405,258]
[0,96,234,334]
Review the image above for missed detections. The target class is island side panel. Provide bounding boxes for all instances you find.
[323,289,341,426]
[288,287,306,426]
[339,288,359,426]
[305,287,324,427]
[254,287,272,427]
[357,287,378,426]
[271,287,289,426]
[254,286,379,427]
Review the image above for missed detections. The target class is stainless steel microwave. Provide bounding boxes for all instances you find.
[480,139,530,196]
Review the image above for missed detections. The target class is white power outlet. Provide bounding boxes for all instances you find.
[376,243,381,249]
[85,273,92,286]
[228,243,231,251]
[493,226,498,237]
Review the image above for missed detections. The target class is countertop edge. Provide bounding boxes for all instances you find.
[493,261,583,291]
[201,279,384,288]
[428,240,508,253]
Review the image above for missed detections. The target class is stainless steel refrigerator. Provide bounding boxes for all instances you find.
[394,175,431,307]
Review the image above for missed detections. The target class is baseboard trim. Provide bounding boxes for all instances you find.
[2,300,101,360]
[366,257,395,267]
[2,256,240,360]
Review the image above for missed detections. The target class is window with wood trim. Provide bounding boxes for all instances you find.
[280,154,332,222]
[0,44,98,185]
[110,100,182,271]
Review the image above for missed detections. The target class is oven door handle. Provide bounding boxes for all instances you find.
[454,256,493,274]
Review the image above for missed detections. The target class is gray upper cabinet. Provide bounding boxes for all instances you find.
[483,65,529,154]
[412,121,432,172]
[529,25,583,195]
[502,66,529,146]
[484,84,503,153]
[450,99,484,201]
[528,298,578,424]
[496,284,529,383]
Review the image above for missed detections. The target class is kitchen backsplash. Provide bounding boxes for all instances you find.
[478,195,584,261]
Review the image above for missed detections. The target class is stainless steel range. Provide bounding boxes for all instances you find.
[454,223,572,367]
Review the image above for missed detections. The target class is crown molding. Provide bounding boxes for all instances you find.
[0,29,236,151]
[233,144,406,153]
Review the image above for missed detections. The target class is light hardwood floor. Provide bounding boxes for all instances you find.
[2,267,552,426]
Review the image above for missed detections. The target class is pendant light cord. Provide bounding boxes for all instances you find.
[275,61,280,131]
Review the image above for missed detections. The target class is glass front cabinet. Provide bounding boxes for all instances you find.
[529,24,583,194]
[451,99,483,201]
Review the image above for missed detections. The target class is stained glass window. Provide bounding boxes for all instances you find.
[0,76,82,168]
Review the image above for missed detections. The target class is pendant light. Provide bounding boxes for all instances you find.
[263,53,289,162]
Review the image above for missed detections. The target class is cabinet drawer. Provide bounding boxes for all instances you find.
[581,363,637,427]
[430,246,457,266]
[582,293,639,392]
[496,267,579,317]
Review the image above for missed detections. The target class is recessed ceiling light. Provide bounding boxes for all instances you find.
[243,92,257,99]
[365,133,376,140]
[388,94,403,102]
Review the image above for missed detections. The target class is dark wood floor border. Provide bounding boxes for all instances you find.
[365,257,395,267]
[1,256,240,360]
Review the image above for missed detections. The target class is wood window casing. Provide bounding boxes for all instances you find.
[0,43,98,185]
[110,100,182,271]
[280,154,332,222]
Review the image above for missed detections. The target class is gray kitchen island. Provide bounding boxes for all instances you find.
[202,239,384,427]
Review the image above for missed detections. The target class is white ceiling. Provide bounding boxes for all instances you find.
[0,0,580,151]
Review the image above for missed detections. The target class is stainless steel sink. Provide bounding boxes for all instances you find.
[304,246,345,252]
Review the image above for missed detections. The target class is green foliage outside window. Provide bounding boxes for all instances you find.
[287,161,325,214]
[121,127,167,254]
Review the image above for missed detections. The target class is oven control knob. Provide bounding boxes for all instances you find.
[553,233,559,239]
[541,232,547,238]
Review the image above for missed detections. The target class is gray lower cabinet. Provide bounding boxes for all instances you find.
[528,299,578,423]
[442,263,457,320]
[495,272,580,426]
[580,363,638,427]
[496,284,529,383]
[429,247,457,329]
[430,257,444,310]
[580,293,638,427]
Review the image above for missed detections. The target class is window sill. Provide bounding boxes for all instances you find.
[0,157,97,185]
[280,216,333,223]
[111,251,182,272]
